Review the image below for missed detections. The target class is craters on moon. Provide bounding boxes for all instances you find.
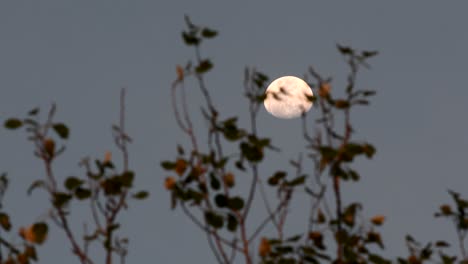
[263,76,313,119]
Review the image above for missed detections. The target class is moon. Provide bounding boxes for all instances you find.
[264,76,313,119]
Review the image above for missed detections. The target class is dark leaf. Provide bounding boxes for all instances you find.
[182,32,200,46]
[121,171,135,187]
[287,175,306,187]
[53,192,72,208]
[362,50,379,58]
[268,171,287,186]
[204,211,223,229]
[227,213,238,232]
[74,187,92,200]
[161,161,176,170]
[25,245,37,260]
[4,118,22,129]
[201,28,218,38]
[31,222,48,244]
[52,123,69,139]
[195,60,213,74]
[64,177,84,191]
[337,44,353,55]
[132,191,149,200]
[27,180,47,196]
[28,108,39,116]
[363,143,376,158]
[215,194,228,208]
[0,212,11,231]
[228,196,244,210]
[368,254,391,264]
[209,173,221,190]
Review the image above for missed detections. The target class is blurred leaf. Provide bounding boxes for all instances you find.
[27,180,47,196]
[435,240,450,248]
[133,191,149,200]
[287,175,306,187]
[53,192,72,208]
[337,44,353,55]
[64,177,84,191]
[182,32,200,46]
[121,171,135,187]
[368,254,391,264]
[228,196,244,211]
[240,142,263,162]
[204,211,223,229]
[52,123,69,139]
[209,173,221,190]
[362,50,379,58]
[363,143,376,158]
[102,177,123,195]
[161,161,176,170]
[74,187,91,200]
[366,231,384,249]
[286,234,302,242]
[215,194,228,208]
[227,213,238,232]
[28,108,39,116]
[25,245,37,261]
[31,222,48,244]
[335,100,350,109]
[309,231,325,250]
[195,60,213,74]
[371,215,385,226]
[268,171,287,186]
[0,212,11,231]
[4,118,22,129]
[201,28,217,38]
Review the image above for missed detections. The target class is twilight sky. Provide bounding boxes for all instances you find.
[1,1,468,263]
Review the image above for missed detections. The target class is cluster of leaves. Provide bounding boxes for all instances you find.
[164,16,398,264]
[3,92,147,264]
[0,173,48,264]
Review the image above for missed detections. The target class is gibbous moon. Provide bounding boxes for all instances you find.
[264,76,313,119]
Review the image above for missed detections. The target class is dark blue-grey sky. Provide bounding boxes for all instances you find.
[1,1,468,263]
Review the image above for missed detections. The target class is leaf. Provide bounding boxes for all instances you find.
[132,191,149,200]
[368,253,391,264]
[209,173,221,190]
[120,171,135,187]
[74,187,92,200]
[240,142,263,162]
[227,213,238,232]
[28,108,39,116]
[268,171,287,186]
[31,222,48,244]
[362,50,379,58]
[286,234,302,242]
[287,175,306,187]
[182,32,200,46]
[64,177,84,191]
[161,161,176,170]
[4,118,22,129]
[201,28,218,38]
[228,196,244,210]
[371,215,385,226]
[52,123,69,139]
[25,245,37,260]
[195,60,213,74]
[0,212,11,231]
[53,192,72,208]
[214,194,228,208]
[27,180,47,196]
[363,143,376,158]
[337,44,353,55]
[204,211,223,229]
